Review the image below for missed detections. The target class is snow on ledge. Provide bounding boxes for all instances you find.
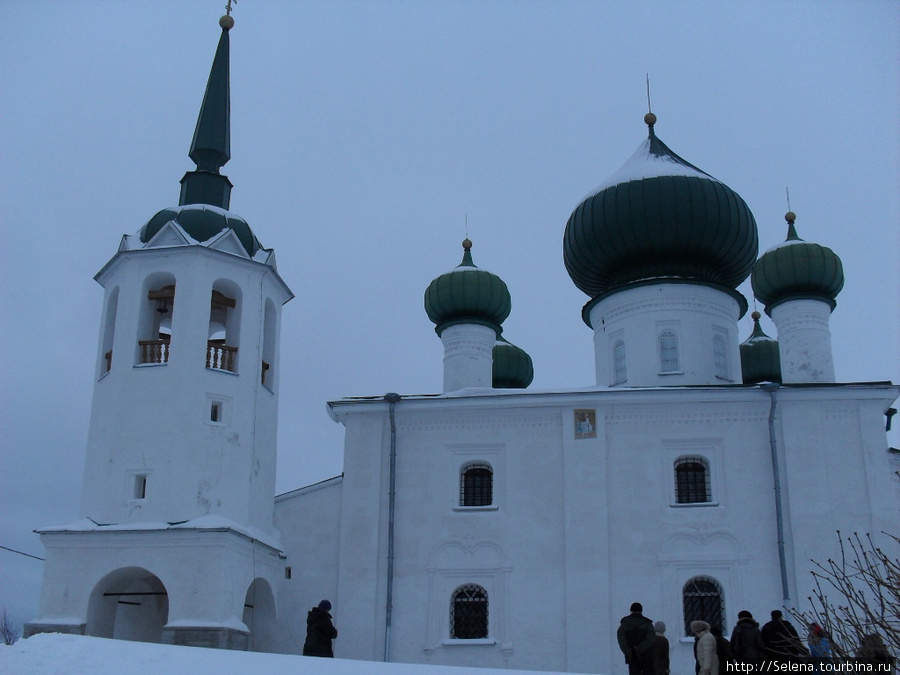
[36,515,282,552]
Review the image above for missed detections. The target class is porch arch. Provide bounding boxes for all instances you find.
[86,567,169,643]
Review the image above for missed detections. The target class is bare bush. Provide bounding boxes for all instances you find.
[790,531,899,659]
[0,607,20,645]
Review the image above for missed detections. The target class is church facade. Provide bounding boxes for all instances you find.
[26,14,899,675]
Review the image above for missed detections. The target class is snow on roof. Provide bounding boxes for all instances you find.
[36,514,281,551]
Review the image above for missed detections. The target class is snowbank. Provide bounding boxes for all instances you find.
[0,633,587,675]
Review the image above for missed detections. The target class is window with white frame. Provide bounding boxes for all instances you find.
[674,456,711,504]
[613,340,627,384]
[460,464,493,507]
[658,330,680,373]
[682,576,725,636]
[713,334,729,380]
[450,584,488,639]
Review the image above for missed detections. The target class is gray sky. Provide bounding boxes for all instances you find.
[2,0,898,631]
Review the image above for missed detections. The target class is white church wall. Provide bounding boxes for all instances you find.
[274,476,343,655]
[775,387,900,598]
[383,406,569,672]
[333,410,392,661]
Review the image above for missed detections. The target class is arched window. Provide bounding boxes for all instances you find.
[207,281,241,373]
[713,334,729,380]
[137,274,176,365]
[100,287,119,375]
[450,584,488,639]
[658,330,680,373]
[460,464,493,507]
[674,456,711,504]
[613,340,627,384]
[682,576,725,636]
[261,298,277,390]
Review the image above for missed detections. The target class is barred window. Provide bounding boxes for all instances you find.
[460,464,493,507]
[450,584,488,639]
[674,456,711,504]
[659,330,680,373]
[683,576,725,636]
[613,340,627,384]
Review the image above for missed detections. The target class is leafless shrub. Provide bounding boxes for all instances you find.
[0,607,19,645]
[789,531,899,659]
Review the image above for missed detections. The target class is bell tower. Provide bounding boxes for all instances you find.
[27,13,293,650]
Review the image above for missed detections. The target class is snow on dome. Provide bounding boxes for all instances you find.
[563,126,759,299]
[585,134,714,198]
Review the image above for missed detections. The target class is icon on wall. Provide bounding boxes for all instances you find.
[574,409,596,439]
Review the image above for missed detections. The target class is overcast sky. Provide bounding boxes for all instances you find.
[2,0,897,631]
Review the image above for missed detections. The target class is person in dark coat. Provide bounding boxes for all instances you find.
[653,621,670,675]
[617,602,657,675]
[303,599,338,657]
[761,610,808,658]
[711,625,733,675]
[730,610,765,661]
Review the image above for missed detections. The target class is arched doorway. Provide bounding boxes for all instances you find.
[242,578,276,652]
[87,567,168,643]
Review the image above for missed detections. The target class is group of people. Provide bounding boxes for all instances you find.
[618,604,894,675]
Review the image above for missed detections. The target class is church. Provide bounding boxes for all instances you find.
[25,12,899,675]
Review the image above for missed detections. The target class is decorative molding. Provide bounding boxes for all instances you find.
[608,409,764,425]
[398,414,561,433]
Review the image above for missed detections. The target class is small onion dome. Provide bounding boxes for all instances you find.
[751,212,844,314]
[739,311,781,384]
[140,204,262,256]
[492,337,534,389]
[563,117,758,298]
[424,239,511,336]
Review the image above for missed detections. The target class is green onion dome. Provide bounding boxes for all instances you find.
[492,337,534,389]
[139,204,262,256]
[425,239,511,336]
[751,212,844,314]
[739,311,781,384]
[563,115,759,298]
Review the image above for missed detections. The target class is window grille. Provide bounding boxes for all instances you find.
[450,584,488,639]
[460,464,492,507]
[682,576,725,636]
[674,456,711,504]
[714,335,729,380]
[659,330,680,373]
[613,340,627,384]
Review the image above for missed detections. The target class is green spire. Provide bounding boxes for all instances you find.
[179,15,234,209]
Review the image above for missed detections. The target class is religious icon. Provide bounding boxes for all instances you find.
[574,409,596,439]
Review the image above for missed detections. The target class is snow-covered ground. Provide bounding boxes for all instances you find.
[0,633,589,675]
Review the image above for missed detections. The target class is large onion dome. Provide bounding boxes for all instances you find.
[139,204,262,256]
[739,311,781,384]
[751,212,844,313]
[425,239,511,336]
[492,337,534,389]
[564,114,759,299]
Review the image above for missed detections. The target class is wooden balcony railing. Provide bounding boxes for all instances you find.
[139,339,170,364]
[207,342,237,372]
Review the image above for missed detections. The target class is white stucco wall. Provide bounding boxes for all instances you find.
[272,382,898,674]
